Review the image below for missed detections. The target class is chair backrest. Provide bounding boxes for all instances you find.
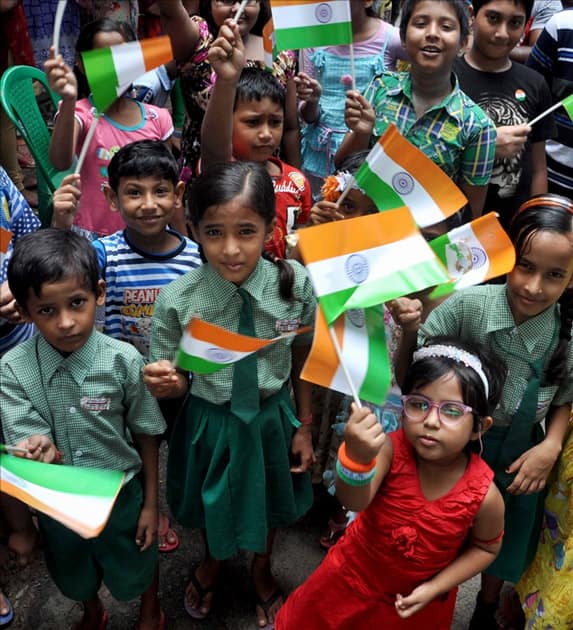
[0,65,74,225]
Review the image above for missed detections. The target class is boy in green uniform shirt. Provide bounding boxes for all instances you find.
[0,229,166,630]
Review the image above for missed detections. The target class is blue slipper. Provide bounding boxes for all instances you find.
[0,593,13,627]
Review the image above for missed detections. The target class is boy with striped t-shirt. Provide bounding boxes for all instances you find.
[54,140,201,359]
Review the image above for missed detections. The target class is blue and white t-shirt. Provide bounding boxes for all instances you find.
[93,228,201,358]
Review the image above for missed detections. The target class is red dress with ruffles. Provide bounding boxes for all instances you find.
[276,428,494,630]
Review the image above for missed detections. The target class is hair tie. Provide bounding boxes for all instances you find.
[413,344,490,398]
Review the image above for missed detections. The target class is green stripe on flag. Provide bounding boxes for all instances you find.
[81,46,120,113]
[562,94,573,121]
[360,307,391,405]
[354,163,405,212]
[0,453,124,498]
[275,23,352,50]
[176,351,231,374]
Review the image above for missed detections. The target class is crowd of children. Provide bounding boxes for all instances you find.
[0,0,571,628]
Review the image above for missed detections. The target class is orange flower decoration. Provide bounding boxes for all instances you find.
[321,175,342,202]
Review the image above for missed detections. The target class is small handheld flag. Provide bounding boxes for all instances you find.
[429,212,516,299]
[271,0,353,51]
[529,93,573,126]
[297,207,451,324]
[81,35,173,113]
[263,18,277,70]
[302,305,391,406]
[176,317,311,373]
[353,124,467,227]
[0,452,124,539]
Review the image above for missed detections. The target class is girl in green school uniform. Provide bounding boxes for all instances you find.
[144,160,316,629]
[405,193,573,629]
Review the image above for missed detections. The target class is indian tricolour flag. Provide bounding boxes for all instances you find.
[263,18,276,70]
[271,0,352,51]
[0,452,124,538]
[176,317,311,373]
[81,35,173,113]
[429,212,516,299]
[354,124,467,227]
[297,206,451,324]
[562,93,573,121]
[302,304,391,406]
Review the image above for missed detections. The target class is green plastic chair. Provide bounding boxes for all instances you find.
[0,65,75,226]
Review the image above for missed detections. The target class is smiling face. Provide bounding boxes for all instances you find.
[471,0,527,69]
[22,276,105,355]
[403,0,465,76]
[232,97,284,163]
[210,0,261,37]
[506,229,573,325]
[402,371,480,464]
[105,175,184,247]
[191,195,273,286]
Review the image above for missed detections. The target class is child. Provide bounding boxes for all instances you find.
[454,0,556,228]
[1,229,167,630]
[516,418,573,628]
[53,140,201,358]
[407,194,573,628]
[144,161,316,628]
[296,0,405,196]
[44,18,175,240]
[201,21,312,258]
[157,0,300,176]
[276,337,506,628]
[335,0,497,219]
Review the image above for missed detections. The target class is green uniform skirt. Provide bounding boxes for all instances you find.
[482,424,546,583]
[167,387,313,560]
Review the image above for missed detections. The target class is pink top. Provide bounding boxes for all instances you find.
[71,98,173,237]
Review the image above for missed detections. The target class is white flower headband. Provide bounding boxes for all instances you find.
[412,344,489,398]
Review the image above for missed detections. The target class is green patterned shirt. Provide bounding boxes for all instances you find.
[149,258,316,405]
[1,330,166,479]
[419,284,573,427]
[364,71,496,186]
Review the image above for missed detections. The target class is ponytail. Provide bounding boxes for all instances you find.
[262,251,295,301]
[546,288,573,386]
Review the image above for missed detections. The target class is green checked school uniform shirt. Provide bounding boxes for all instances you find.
[150,258,316,406]
[419,284,573,427]
[365,72,496,186]
[1,330,166,480]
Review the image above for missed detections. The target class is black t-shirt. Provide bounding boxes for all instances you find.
[454,56,556,227]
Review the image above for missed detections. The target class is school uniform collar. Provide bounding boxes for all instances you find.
[388,72,464,118]
[485,285,559,354]
[38,329,100,385]
[202,258,269,309]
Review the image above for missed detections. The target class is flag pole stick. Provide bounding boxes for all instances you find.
[328,325,362,409]
[0,444,28,455]
[334,175,356,208]
[233,0,250,24]
[349,42,356,92]
[74,115,100,175]
[529,99,565,126]
[53,0,68,58]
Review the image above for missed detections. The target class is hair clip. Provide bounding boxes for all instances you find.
[413,344,489,397]
[516,194,573,216]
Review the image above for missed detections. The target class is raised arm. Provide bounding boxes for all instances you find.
[157,0,201,64]
[334,91,375,168]
[44,47,80,170]
[201,20,245,168]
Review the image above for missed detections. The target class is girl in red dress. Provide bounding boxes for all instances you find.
[276,337,506,629]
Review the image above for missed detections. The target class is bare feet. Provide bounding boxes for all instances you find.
[184,557,220,618]
[252,554,283,628]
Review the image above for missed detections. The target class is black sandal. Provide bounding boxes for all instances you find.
[255,588,283,630]
[184,567,214,620]
[469,591,500,630]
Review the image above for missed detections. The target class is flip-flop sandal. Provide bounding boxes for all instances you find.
[157,514,179,553]
[255,588,283,630]
[184,569,214,620]
[0,593,13,627]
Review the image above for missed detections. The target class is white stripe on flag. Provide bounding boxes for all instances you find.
[273,1,351,28]
[111,42,145,90]
[179,334,251,365]
[330,314,369,395]
[367,145,446,226]
[448,226,491,290]
[306,234,434,297]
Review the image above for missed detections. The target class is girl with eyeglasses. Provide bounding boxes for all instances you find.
[156,0,301,182]
[275,336,506,629]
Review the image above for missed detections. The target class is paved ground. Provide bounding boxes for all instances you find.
[4,464,480,630]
